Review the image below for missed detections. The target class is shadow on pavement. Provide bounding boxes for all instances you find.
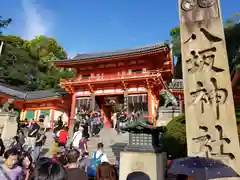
[40,148,49,157]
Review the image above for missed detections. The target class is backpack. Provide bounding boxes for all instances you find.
[86,152,104,177]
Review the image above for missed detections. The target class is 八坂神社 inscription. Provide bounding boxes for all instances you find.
[190,77,228,119]
[192,126,213,156]
[210,125,234,159]
[184,28,224,73]
[179,0,240,173]
[192,125,234,159]
[186,47,224,73]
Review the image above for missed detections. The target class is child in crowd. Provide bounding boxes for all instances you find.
[19,152,33,180]
[0,148,22,180]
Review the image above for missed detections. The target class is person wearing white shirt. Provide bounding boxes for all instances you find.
[72,127,83,149]
[92,142,108,163]
[111,113,117,129]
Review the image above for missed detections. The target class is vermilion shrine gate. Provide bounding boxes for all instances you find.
[55,43,182,127]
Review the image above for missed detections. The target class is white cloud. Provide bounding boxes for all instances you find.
[67,51,85,59]
[21,0,53,40]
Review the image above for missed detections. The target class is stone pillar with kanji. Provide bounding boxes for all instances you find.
[179,0,240,173]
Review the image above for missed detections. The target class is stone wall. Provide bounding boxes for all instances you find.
[0,112,17,141]
[156,107,180,127]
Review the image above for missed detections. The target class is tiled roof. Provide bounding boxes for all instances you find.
[25,88,68,100]
[56,42,168,62]
[0,83,68,100]
[0,83,26,99]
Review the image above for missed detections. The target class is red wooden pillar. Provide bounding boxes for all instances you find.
[69,93,76,127]
[35,110,39,121]
[51,110,55,129]
[147,88,153,122]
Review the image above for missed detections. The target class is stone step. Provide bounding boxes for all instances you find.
[4,128,129,162]
[87,128,128,162]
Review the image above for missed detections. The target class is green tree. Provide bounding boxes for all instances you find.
[0,16,12,34]
[24,35,74,90]
[225,15,240,66]
[0,33,74,90]
[170,26,181,57]
[25,35,68,63]
[0,40,39,87]
[0,35,28,50]
[164,111,240,159]
[225,12,240,28]
[170,26,182,78]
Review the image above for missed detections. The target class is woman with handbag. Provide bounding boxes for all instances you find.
[71,126,83,149]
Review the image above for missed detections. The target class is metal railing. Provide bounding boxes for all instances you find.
[168,79,183,89]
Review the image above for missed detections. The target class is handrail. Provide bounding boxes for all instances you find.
[168,79,183,89]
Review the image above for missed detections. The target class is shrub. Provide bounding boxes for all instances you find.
[162,115,187,159]
[162,114,240,159]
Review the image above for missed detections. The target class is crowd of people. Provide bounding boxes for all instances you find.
[0,115,120,180]
[74,108,103,137]
[74,107,129,136]
[0,119,196,180]
[0,146,118,180]
[0,105,160,180]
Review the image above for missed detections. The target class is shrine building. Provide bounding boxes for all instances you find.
[0,83,70,128]
[54,43,181,127]
[3,41,240,128]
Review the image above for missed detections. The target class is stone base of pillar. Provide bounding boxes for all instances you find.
[119,151,167,180]
[124,131,162,153]
[119,129,167,180]
[0,112,17,141]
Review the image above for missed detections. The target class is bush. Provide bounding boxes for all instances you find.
[162,115,187,159]
[162,114,240,159]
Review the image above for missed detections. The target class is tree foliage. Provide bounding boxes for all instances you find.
[164,113,240,159]
[170,26,182,78]
[25,35,68,63]
[0,19,74,90]
[0,41,39,86]
[0,16,12,34]
[225,13,240,67]
[162,115,187,159]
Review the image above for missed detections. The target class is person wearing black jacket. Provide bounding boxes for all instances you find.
[9,136,22,152]
[54,115,63,133]
[33,129,46,162]
[0,138,5,156]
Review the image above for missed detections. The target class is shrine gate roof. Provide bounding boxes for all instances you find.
[0,82,68,100]
[55,42,168,64]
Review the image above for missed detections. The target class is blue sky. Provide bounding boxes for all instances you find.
[1,0,240,57]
